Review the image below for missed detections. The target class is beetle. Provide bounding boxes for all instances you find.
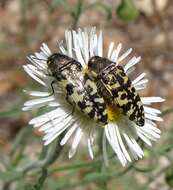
[87,56,145,126]
[47,53,108,125]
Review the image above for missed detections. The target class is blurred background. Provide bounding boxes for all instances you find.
[0,0,173,189]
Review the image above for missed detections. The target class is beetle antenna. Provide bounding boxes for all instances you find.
[32,57,47,62]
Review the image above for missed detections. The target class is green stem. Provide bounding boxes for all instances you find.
[10,127,32,157]
[22,136,63,175]
[55,163,133,190]
[20,0,28,44]
[49,160,99,174]
[83,1,112,19]
[32,168,48,190]
[4,133,64,183]
[161,108,173,116]
[71,0,83,29]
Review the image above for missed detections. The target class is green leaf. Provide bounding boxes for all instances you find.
[116,0,139,22]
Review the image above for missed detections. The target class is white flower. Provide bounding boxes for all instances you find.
[23,27,165,167]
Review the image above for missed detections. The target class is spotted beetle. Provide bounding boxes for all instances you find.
[88,56,145,126]
[47,53,108,125]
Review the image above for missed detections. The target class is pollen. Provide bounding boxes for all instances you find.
[106,103,123,122]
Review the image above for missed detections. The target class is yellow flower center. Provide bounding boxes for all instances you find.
[106,103,123,122]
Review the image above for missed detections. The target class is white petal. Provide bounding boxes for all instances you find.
[145,120,161,134]
[140,127,160,139]
[23,65,46,86]
[123,133,144,159]
[89,27,96,57]
[124,56,141,73]
[35,51,47,60]
[72,31,85,67]
[130,138,144,157]
[93,34,98,56]
[123,134,138,160]
[110,50,117,62]
[26,64,47,78]
[22,106,32,111]
[88,138,94,159]
[107,42,114,59]
[105,124,127,167]
[126,66,136,75]
[23,104,46,111]
[39,116,63,131]
[114,43,122,63]
[118,48,132,62]
[115,125,131,162]
[144,106,161,115]
[41,118,63,133]
[110,43,122,63]
[145,113,163,121]
[82,29,89,63]
[40,43,52,57]
[65,30,73,57]
[102,131,109,166]
[136,128,152,146]
[29,107,67,126]
[135,84,147,91]
[97,30,103,57]
[59,41,67,55]
[134,79,148,86]
[48,102,60,107]
[69,127,84,158]
[27,56,47,70]
[24,90,50,97]
[24,96,55,107]
[77,28,82,47]
[141,97,165,105]
[43,117,73,145]
[132,73,146,85]
[60,123,78,146]
[42,43,52,55]
[42,115,72,133]
[89,30,95,57]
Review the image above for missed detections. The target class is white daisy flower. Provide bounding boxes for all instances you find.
[23,27,165,167]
